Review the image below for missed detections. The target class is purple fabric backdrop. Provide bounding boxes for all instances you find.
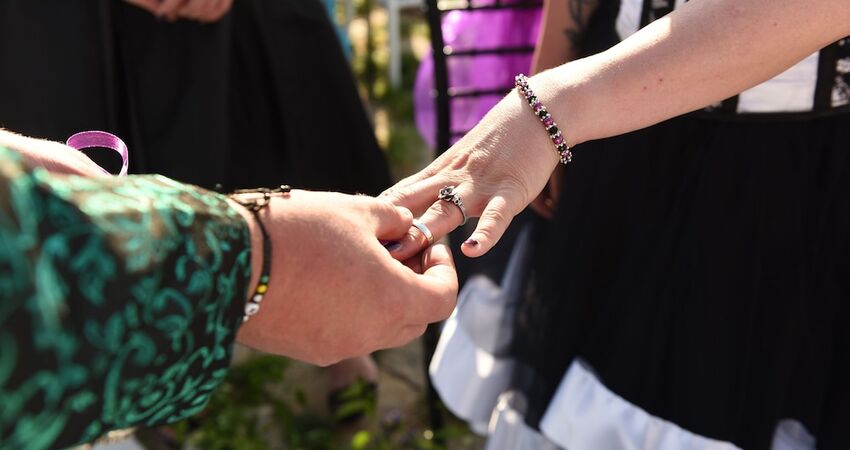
[414,2,542,149]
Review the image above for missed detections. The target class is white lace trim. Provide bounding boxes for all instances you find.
[431,302,816,450]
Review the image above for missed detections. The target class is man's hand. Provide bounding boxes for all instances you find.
[0,130,106,177]
[235,191,458,366]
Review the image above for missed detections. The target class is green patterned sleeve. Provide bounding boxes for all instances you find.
[0,146,253,450]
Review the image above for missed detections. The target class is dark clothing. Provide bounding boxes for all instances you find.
[0,146,251,450]
[0,0,391,194]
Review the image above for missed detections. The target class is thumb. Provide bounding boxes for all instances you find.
[462,193,522,258]
[411,244,458,324]
[369,200,414,240]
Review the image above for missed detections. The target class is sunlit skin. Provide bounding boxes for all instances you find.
[382,0,850,260]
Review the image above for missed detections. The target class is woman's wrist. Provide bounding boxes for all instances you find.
[530,61,598,149]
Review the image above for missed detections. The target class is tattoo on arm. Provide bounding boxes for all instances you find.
[564,0,599,49]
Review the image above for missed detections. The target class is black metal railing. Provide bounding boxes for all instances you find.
[426,0,543,153]
[420,0,542,440]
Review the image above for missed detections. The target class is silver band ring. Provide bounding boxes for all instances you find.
[438,186,468,225]
[412,219,434,245]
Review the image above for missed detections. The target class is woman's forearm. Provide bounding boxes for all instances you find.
[535,0,850,146]
[532,0,599,73]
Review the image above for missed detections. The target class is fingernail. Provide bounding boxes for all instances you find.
[464,238,479,247]
[384,241,402,252]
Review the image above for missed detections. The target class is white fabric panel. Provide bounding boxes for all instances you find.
[486,393,564,450]
[771,419,816,450]
[432,308,818,450]
[429,308,516,431]
[616,0,643,40]
[737,52,820,113]
[539,360,742,450]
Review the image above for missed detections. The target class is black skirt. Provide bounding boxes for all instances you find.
[0,0,390,195]
[512,113,850,450]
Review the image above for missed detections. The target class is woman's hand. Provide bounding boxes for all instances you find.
[235,191,458,366]
[382,85,562,260]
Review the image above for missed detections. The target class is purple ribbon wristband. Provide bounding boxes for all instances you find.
[66,131,129,177]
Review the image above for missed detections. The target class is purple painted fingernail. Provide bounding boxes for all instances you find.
[384,241,403,252]
[464,238,479,247]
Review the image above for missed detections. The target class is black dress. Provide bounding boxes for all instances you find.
[429,1,850,449]
[517,1,850,448]
[0,0,391,195]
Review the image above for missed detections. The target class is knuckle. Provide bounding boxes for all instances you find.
[404,326,428,343]
[382,298,404,325]
[447,151,471,172]
[481,207,509,228]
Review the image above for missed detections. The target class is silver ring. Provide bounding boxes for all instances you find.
[438,185,468,225]
[412,219,434,245]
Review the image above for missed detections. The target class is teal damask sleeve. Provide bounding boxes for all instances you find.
[0,146,253,450]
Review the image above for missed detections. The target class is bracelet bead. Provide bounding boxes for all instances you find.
[515,74,573,165]
[229,185,291,323]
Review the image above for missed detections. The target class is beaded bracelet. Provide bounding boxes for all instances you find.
[514,74,572,165]
[229,185,291,322]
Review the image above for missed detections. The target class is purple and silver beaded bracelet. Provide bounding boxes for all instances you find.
[514,74,572,165]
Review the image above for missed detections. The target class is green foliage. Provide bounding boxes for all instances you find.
[168,355,471,450]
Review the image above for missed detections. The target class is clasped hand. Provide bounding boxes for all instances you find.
[235,191,458,366]
[124,0,234,23]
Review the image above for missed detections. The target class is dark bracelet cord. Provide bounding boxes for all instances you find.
[228,185,291,322]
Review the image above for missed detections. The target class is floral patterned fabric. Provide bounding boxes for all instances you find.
[0,146,252,450]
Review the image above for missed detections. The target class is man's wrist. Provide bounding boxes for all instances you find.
[227,198,264,299]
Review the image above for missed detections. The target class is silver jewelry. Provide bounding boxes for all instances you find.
[515,74,572,165]
[412,219,434,245]
[438,186,468,225]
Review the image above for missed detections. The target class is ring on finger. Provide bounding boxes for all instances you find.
[438,185,468,225]
[412,219,434,245]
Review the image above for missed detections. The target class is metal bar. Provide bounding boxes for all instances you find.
[448,85,514,98]
[460,2,541,11]
[444,44,536,57]
[427,0,453,155]
[388,0,403,88]
[421,2,452,441]
[437,0,542,12]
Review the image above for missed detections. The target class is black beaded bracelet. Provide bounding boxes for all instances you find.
[229,185,291,322]
[515,74,572,165]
